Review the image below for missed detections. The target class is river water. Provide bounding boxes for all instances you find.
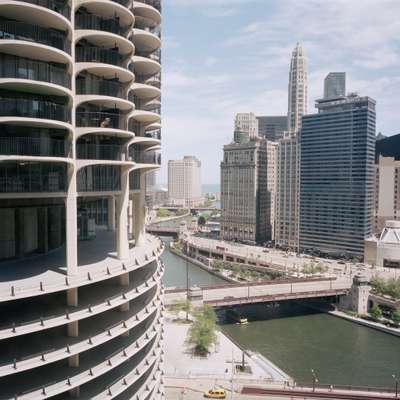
[159,222,400,388]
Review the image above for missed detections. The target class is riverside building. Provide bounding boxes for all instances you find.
[300,94,376,259]
[374,133,400,233]
[167,156,202,207]
[275,43,308,249]
[0,0,165,398]
[234,112,259,139]
[220,132,269,244]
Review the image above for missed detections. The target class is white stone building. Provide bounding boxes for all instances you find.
[275,43,308,249]
[234,112,259,139]
[168,156,202,207]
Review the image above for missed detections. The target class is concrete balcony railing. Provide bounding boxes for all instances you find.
[0,18,71,54]
[0,260,164,340]
[18,0,71,20]
[0,53,71,89]
[7,311,163,399]
[0,235,164,302]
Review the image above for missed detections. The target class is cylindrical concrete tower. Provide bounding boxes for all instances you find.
[0,0,164,398]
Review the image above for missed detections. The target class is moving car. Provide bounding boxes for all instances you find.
[204,388,226,398]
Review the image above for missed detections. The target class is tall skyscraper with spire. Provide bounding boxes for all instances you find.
[275,43,308,249]
[288,43,308,133]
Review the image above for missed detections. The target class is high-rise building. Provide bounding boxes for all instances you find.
[0,0,164,397]
[256,115,287,141]
[168,156,202,207]
[220,134,269,244]
[287,43,308,133]
[266,141,278,240]
[299,94,376,259]
[324,72,346,99]
[234,112,259,139]
[275,132,299,248]
[275,43,308,249]
[374,133,400,232]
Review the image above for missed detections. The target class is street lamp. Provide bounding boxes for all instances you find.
[393,374,398,398]
[311,369,318,392]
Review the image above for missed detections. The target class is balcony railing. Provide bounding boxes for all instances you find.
[133,150,161,165]
[0,171,66,193]
[77,165,121,192]
[18,0,71,19]
[75,46,124,66]
[76,111,124,130]
[136,72,160,86]
[75,13,127,35]
[76,74,125,98]
[77,143,124,160]
[0,53,71,88]
[0,19,71,54]
[0,98,70,122]
[144,129,161,140]
[0,137,69,157]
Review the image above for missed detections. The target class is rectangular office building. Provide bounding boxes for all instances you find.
[299,94,376,259]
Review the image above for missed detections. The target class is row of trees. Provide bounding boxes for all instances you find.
[302,262,328,275]
[170,300,219,356]
[211,260,271,281]
[370,276,400,300]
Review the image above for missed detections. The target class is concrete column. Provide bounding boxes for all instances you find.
[116,167,130,260]
[69,387,80,398]
[68,354,79,368]
[67,321,79,337]
[128,195,134,241]
[108,196,116,231]
[15,208,24,258]
[133,172,146,246]
[65,165,78,275]
[37,207,48,254]
[119,272,130,286]
[67,288,78,307]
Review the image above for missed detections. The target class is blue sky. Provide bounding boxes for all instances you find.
[160,0,400,184]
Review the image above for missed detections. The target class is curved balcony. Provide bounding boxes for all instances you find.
[17,0,71,19]
[132,28,160,53]
[77,143,125,161]
[133,0,161,26]
[76,12,128,36]
[0,97,70,123]
[76,46,124,67]
[0,162,66,193]
[76,73,126,98]
[136,72,161,88]
[0,260,163,340]
[76,111,125,130]
[0,52,71,89]
[0,136,69,158]
[0,18,71,54]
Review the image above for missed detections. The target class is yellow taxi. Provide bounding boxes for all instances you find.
[204,388,226,398]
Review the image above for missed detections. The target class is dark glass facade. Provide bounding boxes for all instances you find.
[299,95,376,258]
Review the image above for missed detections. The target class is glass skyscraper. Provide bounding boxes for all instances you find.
[299,94,376,259]
[324,72,346,99]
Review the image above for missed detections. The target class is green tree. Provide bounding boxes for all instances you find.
[370,304,383,321]
[186,305,218,356]
[170,299,192,321]
[156,208,171,218]
[392,309,400,326]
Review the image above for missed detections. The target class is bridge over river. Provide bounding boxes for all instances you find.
[165,277,351,307]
